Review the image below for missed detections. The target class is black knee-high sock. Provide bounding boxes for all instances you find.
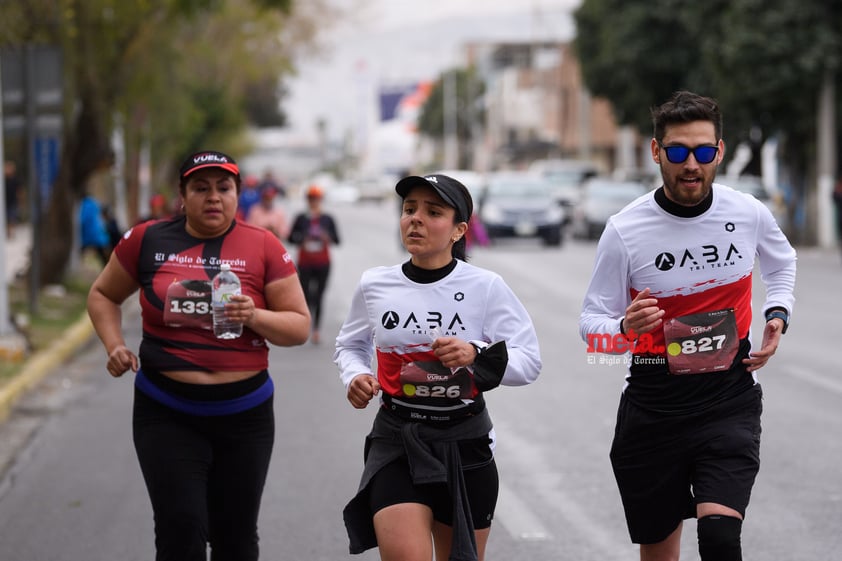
[698,515,742,561]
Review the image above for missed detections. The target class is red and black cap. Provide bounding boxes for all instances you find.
[395,174,473,222]
[179,150,240,182]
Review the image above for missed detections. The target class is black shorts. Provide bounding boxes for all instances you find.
[367,458,499,529]
[610,384,763,544]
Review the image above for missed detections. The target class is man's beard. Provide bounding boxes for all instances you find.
[661,166,715,206]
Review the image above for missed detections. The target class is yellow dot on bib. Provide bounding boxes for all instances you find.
[667,342,682,356]
[402,384,416,397]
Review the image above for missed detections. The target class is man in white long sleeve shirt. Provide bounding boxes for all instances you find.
[579,91,796,561]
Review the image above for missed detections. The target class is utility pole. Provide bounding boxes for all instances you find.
[0,56,27,361]
[816,69,836,248]
[0,55,11,337]
[24,46,40,315]
[578,88,592,162]
[443,70,458,169]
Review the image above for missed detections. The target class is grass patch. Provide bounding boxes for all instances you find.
[0,263,99,385]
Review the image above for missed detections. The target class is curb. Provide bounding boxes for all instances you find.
[0,313,95,425]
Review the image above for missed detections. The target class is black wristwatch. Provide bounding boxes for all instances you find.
[764,308,789,334]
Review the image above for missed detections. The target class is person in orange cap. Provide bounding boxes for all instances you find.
[287,184,340,344]
[137,193,172,224]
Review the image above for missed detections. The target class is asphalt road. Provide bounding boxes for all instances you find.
[0,201,839,560]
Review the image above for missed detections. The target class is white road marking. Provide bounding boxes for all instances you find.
[495,481,550,540]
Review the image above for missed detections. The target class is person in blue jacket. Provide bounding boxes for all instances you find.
[79,193,110,266]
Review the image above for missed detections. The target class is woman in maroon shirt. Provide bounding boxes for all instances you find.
[87,150,310,561]
[288,184,341,344]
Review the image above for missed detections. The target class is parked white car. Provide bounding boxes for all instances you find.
[570,178,650,240]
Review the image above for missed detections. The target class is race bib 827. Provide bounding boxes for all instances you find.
[663,308,738,375]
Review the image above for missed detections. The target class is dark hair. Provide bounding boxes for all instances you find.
[450,182,472,262]
[452,230,468,261]
[178,172,242,197]
[651,91,722,142]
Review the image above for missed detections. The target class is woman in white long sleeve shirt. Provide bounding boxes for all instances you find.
[335,174,541,561]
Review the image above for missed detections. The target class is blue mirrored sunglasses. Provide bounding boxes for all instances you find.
[659,144,719,164]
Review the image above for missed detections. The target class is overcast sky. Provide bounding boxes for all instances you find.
[284,0,583,141]
[360,0,579,31]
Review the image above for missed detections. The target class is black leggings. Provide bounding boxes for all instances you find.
[298,264,330,329]
[133,388,275,561]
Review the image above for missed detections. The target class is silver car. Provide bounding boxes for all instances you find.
[528,158,600,209]
[479,172,565,246]
[571,178,650,240]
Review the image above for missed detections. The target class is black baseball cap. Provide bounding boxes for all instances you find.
[179,150,240,182]
[395,174,473,222]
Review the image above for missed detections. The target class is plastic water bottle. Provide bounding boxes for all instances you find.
[212,263,242,339]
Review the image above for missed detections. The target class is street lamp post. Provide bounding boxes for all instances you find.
[816,69,836,248]
[0,54,12,337]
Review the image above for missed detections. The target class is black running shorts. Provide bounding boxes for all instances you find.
[367,457,499,529]
[609,384,762,544]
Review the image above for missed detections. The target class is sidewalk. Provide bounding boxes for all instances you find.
[0,223,95,424]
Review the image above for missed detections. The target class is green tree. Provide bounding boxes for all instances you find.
[574,0,842,242]
[573,0,698,132]
[417,67,485,169]
[0,0,331,287]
